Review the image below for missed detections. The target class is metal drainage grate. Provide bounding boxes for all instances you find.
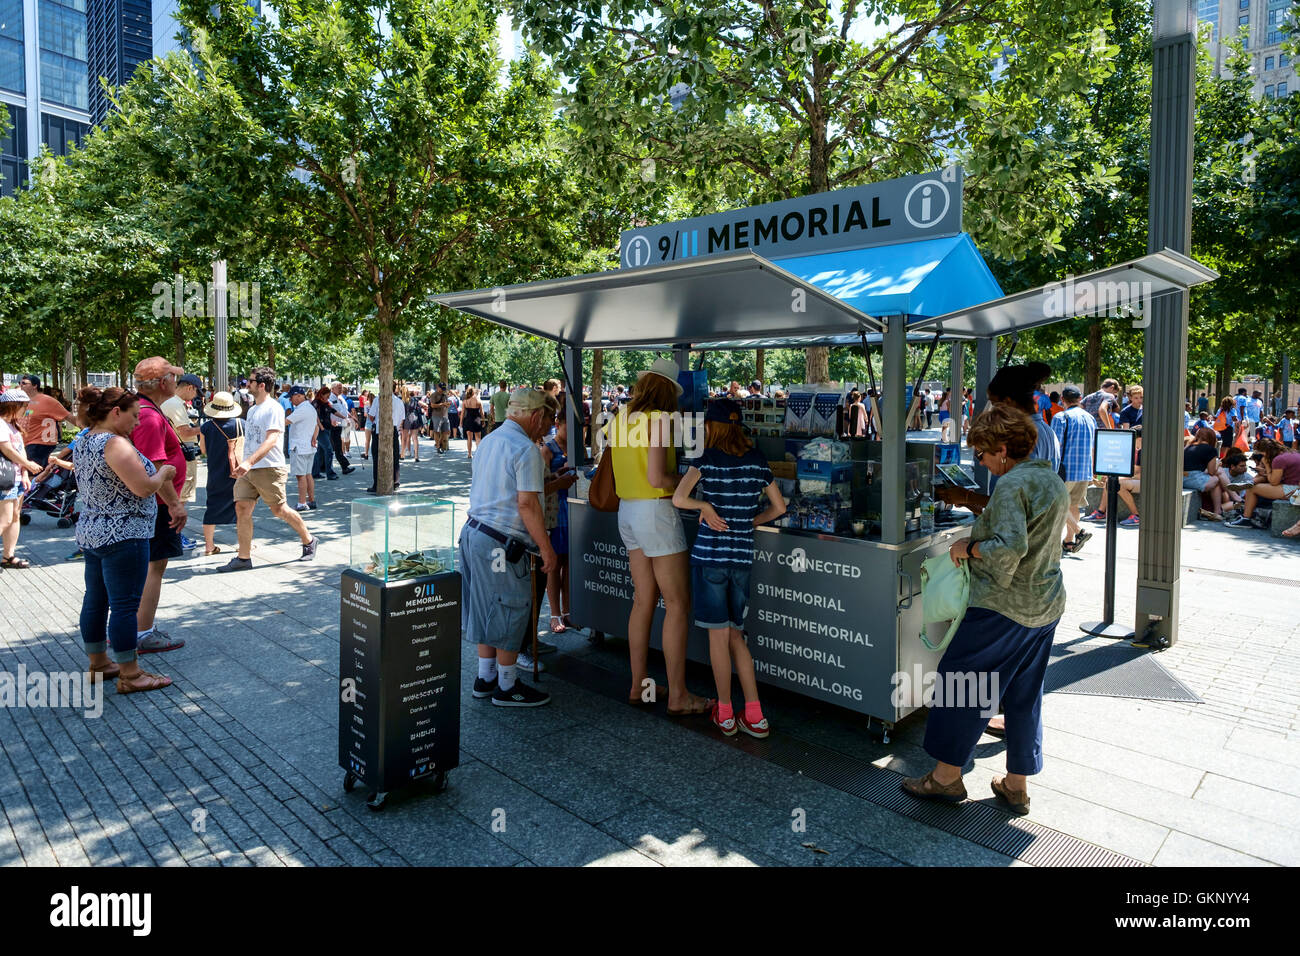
[1045,640,1202,702]
[550,651,1147,868]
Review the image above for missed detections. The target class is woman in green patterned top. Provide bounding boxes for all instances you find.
[903,405,1068,815]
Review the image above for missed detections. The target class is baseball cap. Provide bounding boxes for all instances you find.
[178,373,203,388]
[705,398,743,424]
[1061,386,1082,401]
[507,387,549,412]
[288,386,306,397]
[134,356,183,383]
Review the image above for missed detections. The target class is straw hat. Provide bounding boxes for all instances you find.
[204,391,241,419]
[637,357,683,395]
[0,388,31,403]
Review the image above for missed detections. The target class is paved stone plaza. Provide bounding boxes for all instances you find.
[2,439,1299,867]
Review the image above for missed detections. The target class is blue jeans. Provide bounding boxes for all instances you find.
[692,564,752,631]
[80,537,150,663]
[313,427,337,478]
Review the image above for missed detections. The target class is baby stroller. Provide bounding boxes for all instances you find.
[20,462,79,529]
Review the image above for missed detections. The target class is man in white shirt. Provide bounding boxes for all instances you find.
[366,385,405,492]
[219,367,318,571]
[286,386,320,511]
[328,383,355,474]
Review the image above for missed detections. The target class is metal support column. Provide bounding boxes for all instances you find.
[213,259,229,391]
[973,337,996,492]
[881,318,908,544]
[1136,0,1197,647]
[563,344,586,467]
[949,342,964,441]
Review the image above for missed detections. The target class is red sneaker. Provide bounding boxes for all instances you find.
[736,711,770,739]
[710,702,737,737]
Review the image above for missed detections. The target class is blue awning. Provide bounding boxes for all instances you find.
[772,233,1004,321]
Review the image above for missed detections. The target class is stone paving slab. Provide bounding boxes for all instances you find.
[1,444,1299,866]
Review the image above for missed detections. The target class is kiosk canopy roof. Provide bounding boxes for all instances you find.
[909,249,1218,337]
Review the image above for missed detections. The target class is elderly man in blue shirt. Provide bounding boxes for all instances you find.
[461,387,558,708]
[1052,386,1098,555]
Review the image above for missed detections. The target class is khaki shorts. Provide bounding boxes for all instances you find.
[1065,480,1089,513]
[181,467,197,503]
[234,465,289,510]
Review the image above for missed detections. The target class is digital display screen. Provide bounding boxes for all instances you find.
[1094,429,1136,477]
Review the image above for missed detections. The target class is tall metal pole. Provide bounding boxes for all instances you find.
[213,259,229,391]
[1282,353,1291,417]
[1136,0,1196,647]
[973,337,996,492]
[949,342,964,442]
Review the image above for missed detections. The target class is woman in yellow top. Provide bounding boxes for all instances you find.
[608,358,711,716]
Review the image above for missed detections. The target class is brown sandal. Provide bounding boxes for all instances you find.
[115,671,173,694]
[666,695,715,717]
[901,770,968,803]
[991,776,1031,815]
[88,661,121,681]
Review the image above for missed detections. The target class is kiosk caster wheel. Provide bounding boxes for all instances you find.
[343,771,358,793]
[19,513,30,526]
[587,629,605,646]
[56,517,73,529]
[430,771,449,794]
[366,791,388,812]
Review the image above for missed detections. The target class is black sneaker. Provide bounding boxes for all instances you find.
[300,537,319,561]
[342,467,355,475]
[472,676,498,699]
[326,473,339,480]
[218,557,253,573]
[491,679,551,707]
[308,500,318,510]
[1224,515,1252,528]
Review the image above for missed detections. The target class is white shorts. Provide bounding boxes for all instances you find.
[617,497,687,558]
[290,450,316,477]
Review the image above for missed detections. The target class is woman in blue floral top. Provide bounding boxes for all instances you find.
[73,387,178,694]
[903,405,1068,815]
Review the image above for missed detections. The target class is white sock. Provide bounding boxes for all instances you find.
[498,664,517,691]
[477,657,497,681]
[137,628,153,639]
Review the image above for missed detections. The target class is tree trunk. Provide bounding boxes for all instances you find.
[268,343,276,370]
[755,348,765,385]
[805,347,829,384]
[172,312,186,367]
[77,340,87,387]
[1085,321,1102,393]
[118,325,130,387]
[440,336,449,383]
[377,320,396,495]
[1222,346,1233,403]
[51,345,60,393]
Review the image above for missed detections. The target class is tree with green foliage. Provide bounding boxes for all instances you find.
[512,0,1116,382]
[116,0,581,493]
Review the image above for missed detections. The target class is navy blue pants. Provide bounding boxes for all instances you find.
[80,537,150,663]
[923,605,1058,776]
[313,428,337,478]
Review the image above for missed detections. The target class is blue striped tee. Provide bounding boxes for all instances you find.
[688,448,774,568]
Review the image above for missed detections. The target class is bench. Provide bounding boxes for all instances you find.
[1271,500,1300,539]
[1083,485,1196,525]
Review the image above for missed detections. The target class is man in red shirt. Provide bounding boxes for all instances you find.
[131,357,189,654]
[18,374,69,469]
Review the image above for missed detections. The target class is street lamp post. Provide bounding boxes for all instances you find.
[1135,0,1197,648]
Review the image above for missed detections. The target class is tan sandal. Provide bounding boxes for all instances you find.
[902,770,968,804]
[115,671,173,694]
[991,776,1031,815]
[88,661,121,681]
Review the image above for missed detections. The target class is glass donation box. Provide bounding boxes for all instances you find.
[349,495,457,582]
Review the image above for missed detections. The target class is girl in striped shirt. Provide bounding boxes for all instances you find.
[673,399,786,738]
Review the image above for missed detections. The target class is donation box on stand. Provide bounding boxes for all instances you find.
[338,497,461,811]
